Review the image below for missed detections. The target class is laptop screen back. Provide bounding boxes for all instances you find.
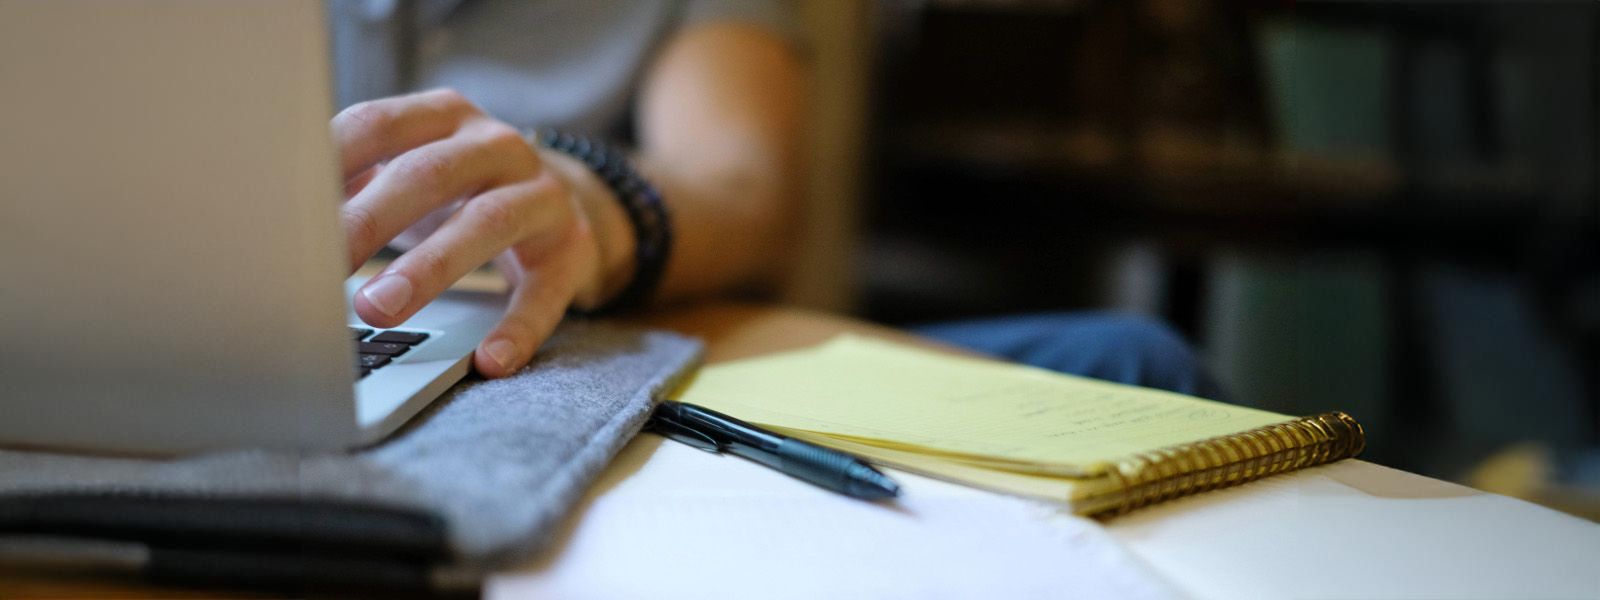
[0,1,358,453]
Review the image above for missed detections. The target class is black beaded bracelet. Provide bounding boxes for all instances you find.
[531,129,672,315]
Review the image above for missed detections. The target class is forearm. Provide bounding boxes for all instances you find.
[640,145,801,301]
[634,22,808,303]
[539,137,802,308]
[540,22,806,309]
[539,133,801,308]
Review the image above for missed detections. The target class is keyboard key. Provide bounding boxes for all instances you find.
[349,327,374,340]
[359,353,391,369]
[370,330,429,345]
[359,341,409,356]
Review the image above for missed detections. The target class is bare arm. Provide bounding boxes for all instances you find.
[634,22,809,301]
[554,21,810,304]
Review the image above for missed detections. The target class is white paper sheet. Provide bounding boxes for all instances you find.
[490,435,1186,600]
[1107,460,1600,600]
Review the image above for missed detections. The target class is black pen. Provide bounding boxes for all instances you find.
[647,401,901,500]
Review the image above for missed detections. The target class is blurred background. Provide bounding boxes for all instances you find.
[786,0,1599,517]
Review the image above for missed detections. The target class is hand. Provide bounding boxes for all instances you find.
[335,89,630,378]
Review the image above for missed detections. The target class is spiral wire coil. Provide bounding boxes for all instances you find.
[1101,412,1365,517]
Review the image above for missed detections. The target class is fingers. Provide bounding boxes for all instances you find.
[332,89,602,377]
[352,176,575,328]
[473,245,587,378]
[333,88,475,182]
[389,202,460,252]
[339,124,532,269]
[343,164,381,198]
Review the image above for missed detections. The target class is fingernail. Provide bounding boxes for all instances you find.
[485,339,518,372]
[361,274,413,317]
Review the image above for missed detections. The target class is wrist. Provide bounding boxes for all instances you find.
[533,129,673,314]
[536,148,636,309]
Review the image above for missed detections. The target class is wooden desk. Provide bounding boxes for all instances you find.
[7,302,1598,598]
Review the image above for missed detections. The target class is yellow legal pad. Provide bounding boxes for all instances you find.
[674,335,1365,516]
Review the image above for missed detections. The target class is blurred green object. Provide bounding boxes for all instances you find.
[1204,250,1393,462]
[1259,19,1393,162]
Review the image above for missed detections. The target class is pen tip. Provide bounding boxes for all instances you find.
[847,463,901,500]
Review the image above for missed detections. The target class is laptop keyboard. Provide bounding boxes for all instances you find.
[350,327,430,378]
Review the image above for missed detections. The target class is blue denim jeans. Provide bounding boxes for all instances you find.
[914,312,1225,400]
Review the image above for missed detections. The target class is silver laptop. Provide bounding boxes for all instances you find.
[0,1,501,454]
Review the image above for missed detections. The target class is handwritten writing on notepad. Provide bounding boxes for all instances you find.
[674,336,1287,473]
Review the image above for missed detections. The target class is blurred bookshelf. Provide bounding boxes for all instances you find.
[857,0,1599,498]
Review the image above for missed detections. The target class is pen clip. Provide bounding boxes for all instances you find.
[648,412,723,453]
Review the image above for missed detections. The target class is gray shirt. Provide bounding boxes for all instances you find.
[329,0,797,138]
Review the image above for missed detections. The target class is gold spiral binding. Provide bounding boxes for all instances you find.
[1099,412,1365,518]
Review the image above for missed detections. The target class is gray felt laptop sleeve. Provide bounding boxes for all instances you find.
[0,323,703,594]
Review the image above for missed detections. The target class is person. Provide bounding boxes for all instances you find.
[330,0,1219,398]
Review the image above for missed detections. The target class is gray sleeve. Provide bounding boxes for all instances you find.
[680,0,803,45]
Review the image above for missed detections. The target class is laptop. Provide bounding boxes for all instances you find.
[0,1,501,454]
